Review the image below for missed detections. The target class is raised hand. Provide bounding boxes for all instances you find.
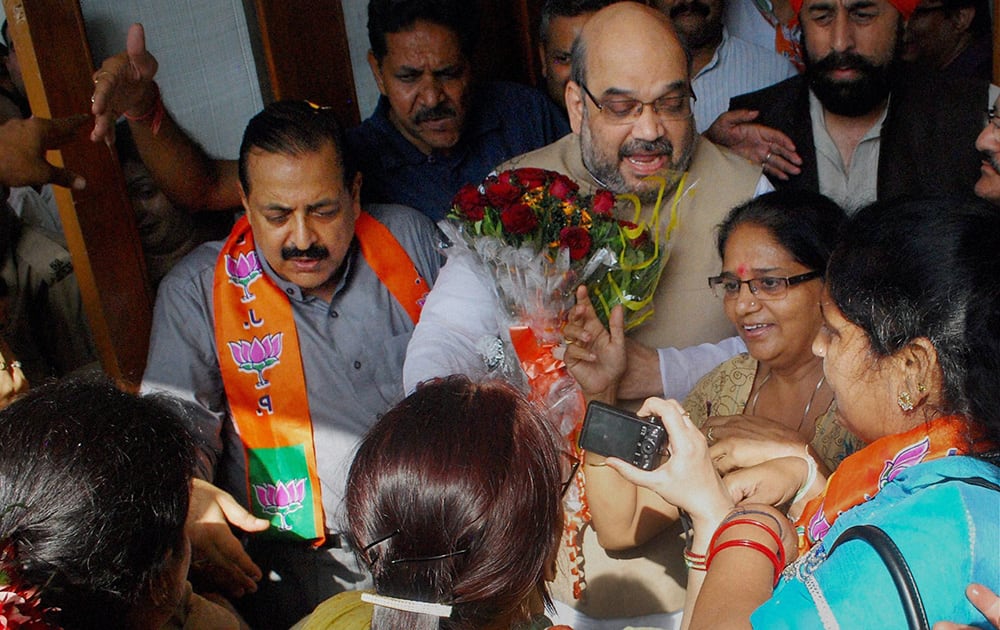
[563,284,626,403]
[90,23,159,145]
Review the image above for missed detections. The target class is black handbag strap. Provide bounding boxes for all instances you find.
[827,524,929,630]
[825,475,1000,630]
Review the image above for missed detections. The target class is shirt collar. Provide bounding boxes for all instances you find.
[693,27,729,81]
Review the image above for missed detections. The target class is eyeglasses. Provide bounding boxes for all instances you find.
[708,270,822,300]
[579,82,696,123]
[984,107,1000,142]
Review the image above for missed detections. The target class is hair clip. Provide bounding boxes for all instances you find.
[390,548,469,565]
[362,528,401,553]
[361,592,453,618]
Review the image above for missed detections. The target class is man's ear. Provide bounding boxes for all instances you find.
[566,81,585,135]
[349,171,363,219]
[367,50,387,95]
[239,182,251,214]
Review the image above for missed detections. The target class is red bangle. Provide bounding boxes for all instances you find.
[124,81,165,136]
[709,517,786,567]
[707,539,783,587]
[683,548,708,571]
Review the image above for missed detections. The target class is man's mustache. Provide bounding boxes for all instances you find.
[620,138,674,160]
[984,152,1000,174]
[670,1,711,18]
[811,50,878,79]
[282,244,329,260]
[414,104,458,124]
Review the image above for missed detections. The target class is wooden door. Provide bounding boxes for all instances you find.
[4,0,152,386]
[252,0,361,127]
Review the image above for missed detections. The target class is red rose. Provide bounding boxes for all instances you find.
[592,189,615,216]
[620,220,650,248]
[513,167,549,189]
[497,171,514,186]
[500,203,539,234]
[452,183,487,221]
[560,226,592,260]
[549,175,579,201]
[485,179,522,207]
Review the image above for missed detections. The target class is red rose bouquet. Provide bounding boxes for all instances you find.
[448,168,664,339]
[445,168,679,437]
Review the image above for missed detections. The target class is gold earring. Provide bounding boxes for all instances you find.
[917,383,927,393]
[898,391,915,412]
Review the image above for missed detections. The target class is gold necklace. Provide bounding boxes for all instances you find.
[750,369,827,433]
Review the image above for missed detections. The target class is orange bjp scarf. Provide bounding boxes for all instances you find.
[213,213,427,544]
[795,415,992,554]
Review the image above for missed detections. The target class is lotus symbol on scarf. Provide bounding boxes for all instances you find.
[253,479,306,531]
[226,251,263,302]
[878,436,930,489]
[228,333,283,388]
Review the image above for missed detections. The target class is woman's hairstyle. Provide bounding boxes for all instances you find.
[716,189,848,271]
[346,375,563,630]
[827,196,1000,443]
[0,377,195,629]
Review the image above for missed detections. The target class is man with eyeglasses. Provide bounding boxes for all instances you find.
[718,0,998,212]
[403,5,768,624]
[407,3,766,403]
[975,98,1000,206]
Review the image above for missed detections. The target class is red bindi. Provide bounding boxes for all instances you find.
[737,263,749,277]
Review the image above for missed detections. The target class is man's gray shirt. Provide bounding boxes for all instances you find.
[141,203,444,526]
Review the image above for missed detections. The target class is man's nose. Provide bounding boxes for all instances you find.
[289,214,317,249]
[830,12,856,53]
[416,75,446,108]
[630,103,667,141]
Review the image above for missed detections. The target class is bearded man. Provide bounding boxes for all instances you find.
[728,0,995,212]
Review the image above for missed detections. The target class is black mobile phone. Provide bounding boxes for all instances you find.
[578,401,667,470]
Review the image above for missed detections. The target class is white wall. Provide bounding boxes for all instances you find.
[341,0,380,118]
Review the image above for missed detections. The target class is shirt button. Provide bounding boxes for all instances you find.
[353,361,361,369]
[330,311,339,318]
[285,288,294,295]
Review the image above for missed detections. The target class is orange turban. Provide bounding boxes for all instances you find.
[789,0,918,19]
